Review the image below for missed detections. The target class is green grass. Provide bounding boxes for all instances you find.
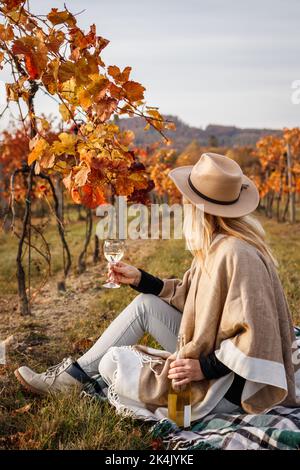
[256,213,300,323]
[0,210,299,449]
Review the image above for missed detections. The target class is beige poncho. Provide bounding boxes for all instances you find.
[106,234,300,421]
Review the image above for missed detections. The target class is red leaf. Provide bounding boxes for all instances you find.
[80,184,106,209]
[25,55,39,79]
[3,0,25,10]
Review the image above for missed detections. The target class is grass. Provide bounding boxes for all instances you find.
[256,213,300,323]
[0,211,94,296]
[0,210,299,449]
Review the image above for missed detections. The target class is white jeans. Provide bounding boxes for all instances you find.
[78,293,242,414]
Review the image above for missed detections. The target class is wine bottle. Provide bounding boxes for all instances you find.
[167,334,191,428]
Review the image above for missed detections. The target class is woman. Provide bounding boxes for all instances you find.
[15,153,300,420]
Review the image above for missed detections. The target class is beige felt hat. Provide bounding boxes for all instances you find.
[168,152,260,217]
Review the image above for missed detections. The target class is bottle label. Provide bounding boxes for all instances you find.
[183,404,191,428]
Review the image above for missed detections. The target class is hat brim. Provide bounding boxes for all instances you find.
[168,165,260,218]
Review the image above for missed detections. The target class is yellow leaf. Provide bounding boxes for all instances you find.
[52,133,78,156]
[39,118,50,131]
[60,77,77,103]
[28,138,49,165]
[146,109,164,131]
[127,171,148,191]
[77,76,109,110]
[111,149,123,160]
[59,103,72,121]
[77,89,91,108]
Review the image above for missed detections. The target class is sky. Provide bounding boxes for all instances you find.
[1,0,300,130]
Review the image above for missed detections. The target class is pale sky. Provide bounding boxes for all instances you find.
[1,0,300,130]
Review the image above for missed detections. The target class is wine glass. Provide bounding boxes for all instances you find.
[103,239,125,288]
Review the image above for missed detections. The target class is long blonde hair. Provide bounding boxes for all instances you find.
[182,197,278,268]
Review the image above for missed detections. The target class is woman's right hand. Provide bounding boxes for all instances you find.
[108,262,142,287]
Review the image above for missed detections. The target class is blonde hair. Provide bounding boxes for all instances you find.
[182,196,278,268]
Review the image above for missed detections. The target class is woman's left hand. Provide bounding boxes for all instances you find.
[168,358,205,387]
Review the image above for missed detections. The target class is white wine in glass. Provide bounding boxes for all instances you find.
[103,239,125,288]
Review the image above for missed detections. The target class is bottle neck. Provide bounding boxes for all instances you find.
[176,334,186,359]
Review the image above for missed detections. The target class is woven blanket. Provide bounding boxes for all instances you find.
[150,405,300,450]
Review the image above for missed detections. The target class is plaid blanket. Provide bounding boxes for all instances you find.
[150,406,300,450]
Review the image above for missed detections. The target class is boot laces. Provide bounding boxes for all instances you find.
[44,357,71,379]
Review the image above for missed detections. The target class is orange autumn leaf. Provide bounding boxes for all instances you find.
[0,24,14,41]
[46,30,65,54]
[28,138,49,165]
[107,65,120,79]
[94,97,118,122]
[109,82,124,100]
[114,171,147,197]
[71,187,81,204]
[47,8,77,27]
[108,65,132,84]
[123,81,145,102]
[80,184,106,209]
[69,24,96,50]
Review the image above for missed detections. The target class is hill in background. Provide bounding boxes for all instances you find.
[117,115,281,151]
